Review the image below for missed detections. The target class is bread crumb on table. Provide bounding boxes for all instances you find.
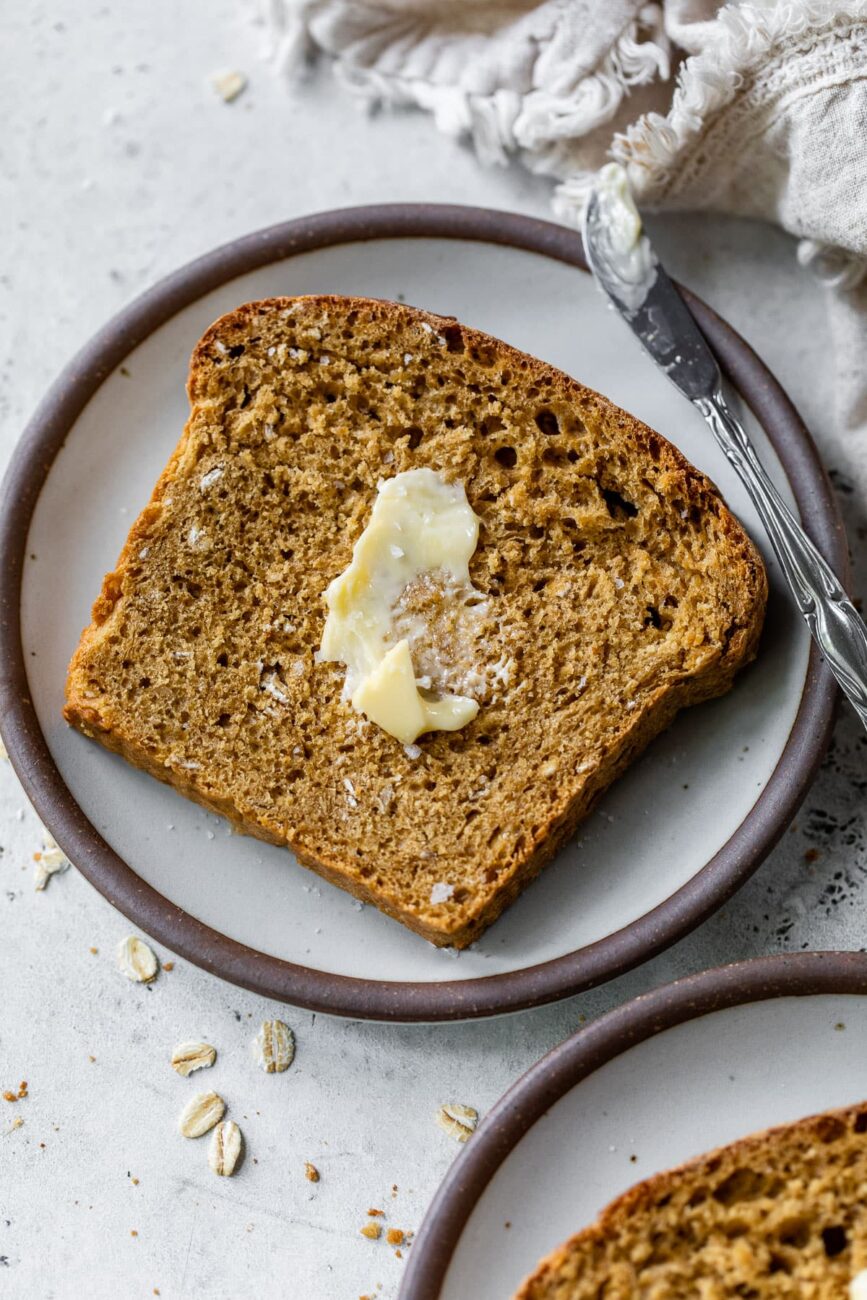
[360,1223,381,1241]
[304,1162,320,1182]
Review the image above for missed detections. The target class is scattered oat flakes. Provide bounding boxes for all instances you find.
[4,1116,24,1135]
[253,1020,295,1073]
[212,71,246,103]
[178,1091,225,1138]
[360,1222,381,1240]
[34,832,70,890]
[386,1229,405,1246]
[208,1120,243,1176]
[117,935,159,983]
[304,1162,320,1182]
[436,1103,478,1142]
[170,1042,216,1077]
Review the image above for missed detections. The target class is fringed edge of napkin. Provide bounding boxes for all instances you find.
[263,0,671,168]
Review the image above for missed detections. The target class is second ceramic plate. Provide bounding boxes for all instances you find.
[403,952,867,1297]
[0,205,841,1019]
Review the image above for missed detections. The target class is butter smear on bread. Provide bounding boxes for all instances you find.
[319,468,483,744]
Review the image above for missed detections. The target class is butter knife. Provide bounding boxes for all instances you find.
[583,166,867,730]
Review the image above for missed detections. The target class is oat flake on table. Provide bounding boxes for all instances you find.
[34,831,70,891]
[116,935,159,983]
[178,1091,225,1139]
[208,1120,242,1175]
[435,1103,478,1142]
[170,1042,216,1077]
[253,1020,295,1073]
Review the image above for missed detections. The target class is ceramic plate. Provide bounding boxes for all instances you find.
[0,206,842,1020]
[403,952,867,1297]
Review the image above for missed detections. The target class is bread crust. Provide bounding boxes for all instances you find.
[64,296,767,947]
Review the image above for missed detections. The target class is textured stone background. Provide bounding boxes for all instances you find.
[2,3,865,1297]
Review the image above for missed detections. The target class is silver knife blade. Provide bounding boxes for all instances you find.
[583,188,720,403]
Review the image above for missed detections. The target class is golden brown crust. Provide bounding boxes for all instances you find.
[515,1102,867,1298]
[64,295,767,947]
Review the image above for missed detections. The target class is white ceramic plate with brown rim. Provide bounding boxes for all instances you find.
[0,205,842,1021]
[402,952,867,1298]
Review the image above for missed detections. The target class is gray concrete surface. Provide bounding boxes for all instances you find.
[2,3,865,1297]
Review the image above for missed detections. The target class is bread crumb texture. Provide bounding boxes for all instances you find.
[64,296,766,947]
[515,1103,867,1299]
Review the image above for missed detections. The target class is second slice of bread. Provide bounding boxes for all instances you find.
[515,1102,867,1297]
[64,296,766,947]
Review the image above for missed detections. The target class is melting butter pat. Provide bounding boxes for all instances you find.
[319,468,481,745]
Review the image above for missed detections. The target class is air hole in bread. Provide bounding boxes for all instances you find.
[494,446,517,469]
[601,487,639,519]
[712,1169,766,1205]
[404,426,424,450]
[441,325,464,353]
[816,1115,846,1143]
[535,409,559,436]
[822,1225,847,1257]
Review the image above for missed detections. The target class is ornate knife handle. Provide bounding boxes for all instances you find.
[696,390,867,731]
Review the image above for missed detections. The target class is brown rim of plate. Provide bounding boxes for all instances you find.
[0,203,845,1022]
[401,950,867,1299]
